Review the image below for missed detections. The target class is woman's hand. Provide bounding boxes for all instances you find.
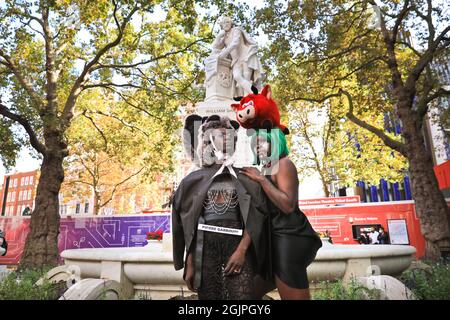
[224,248,246,276]
[184,253,196,292]
[240,167,266,183]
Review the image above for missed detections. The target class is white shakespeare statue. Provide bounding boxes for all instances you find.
[204,16,263,100]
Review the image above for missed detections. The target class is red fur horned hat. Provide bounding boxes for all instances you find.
[231,85,289,135]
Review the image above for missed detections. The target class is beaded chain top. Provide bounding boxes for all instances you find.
[203,177,239,215]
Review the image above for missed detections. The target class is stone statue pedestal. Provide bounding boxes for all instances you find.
[204,56,236,102]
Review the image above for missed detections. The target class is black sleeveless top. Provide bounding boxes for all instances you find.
[265,174,320,239]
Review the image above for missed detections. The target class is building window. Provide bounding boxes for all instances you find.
[11,191,15,202]
[76,203,80,214]
[84,203,89,214]
[13,179,17,188]
[25,176,29,186]
[29,176,33,185]
[28,190,32,200]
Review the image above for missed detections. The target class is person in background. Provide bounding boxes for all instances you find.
[378,227,390,244]
[325,230,333,244]
[358,231,369,244]
[0,230,7,256]
[368,227,379,244]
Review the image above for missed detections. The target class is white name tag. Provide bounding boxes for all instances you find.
[198,223,243,236]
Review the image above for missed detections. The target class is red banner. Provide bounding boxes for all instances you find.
[0,217,30,265]
[303,201,427,258]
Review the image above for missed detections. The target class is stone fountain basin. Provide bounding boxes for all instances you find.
[60,242,416,299]
[62,246,183,286]
[309,243,416,281]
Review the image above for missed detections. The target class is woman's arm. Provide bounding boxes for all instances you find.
[242,158,299,214]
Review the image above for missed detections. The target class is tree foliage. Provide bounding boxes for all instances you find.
[0,0,213,267]
[255,0,450,258]
[62,89,177,214]
[288,99,407,195]
[255,1,431,189]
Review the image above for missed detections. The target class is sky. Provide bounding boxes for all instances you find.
[0,150,41,178]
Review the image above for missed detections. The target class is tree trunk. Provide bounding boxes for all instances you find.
[93,190,100,215]
[401,106,450,260]
[19,152,64,269]
[320,176,331,197]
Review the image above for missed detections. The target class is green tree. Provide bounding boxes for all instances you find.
[256,0,450,259]
[62,89,176,215]
[0,0,210,268]
[287,99,407,197]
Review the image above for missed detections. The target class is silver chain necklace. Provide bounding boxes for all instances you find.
[203,188,239,215]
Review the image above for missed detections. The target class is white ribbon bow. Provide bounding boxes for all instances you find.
[209,133,238,179]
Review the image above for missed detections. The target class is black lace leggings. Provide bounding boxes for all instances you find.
[197,220,255,300]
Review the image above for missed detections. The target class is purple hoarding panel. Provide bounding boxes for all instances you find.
[0,214,171,265]
[58,215,171,251]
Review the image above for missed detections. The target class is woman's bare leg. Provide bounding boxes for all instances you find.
[275,275,311,300]
[253,275,277,299]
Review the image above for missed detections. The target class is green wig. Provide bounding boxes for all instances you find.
[250,128,289,166]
